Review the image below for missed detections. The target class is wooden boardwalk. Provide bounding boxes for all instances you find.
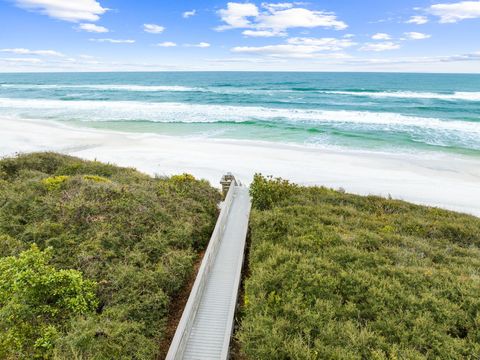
[166,179,251,359]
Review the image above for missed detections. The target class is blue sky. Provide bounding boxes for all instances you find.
[1,0,480,72]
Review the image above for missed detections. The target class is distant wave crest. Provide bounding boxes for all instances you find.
[322,90,480,101]
[0,84,201,92]
[2,84,480,101]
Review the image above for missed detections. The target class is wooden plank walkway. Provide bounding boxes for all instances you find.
[166,180,251,360]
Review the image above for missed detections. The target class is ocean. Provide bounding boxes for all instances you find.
[1,72,480,157]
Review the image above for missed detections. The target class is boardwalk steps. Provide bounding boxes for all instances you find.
[166,176,251,360]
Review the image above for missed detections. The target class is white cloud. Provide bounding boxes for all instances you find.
[344,51,480,66]
[242,29,286,37]
[89,38,135,44]
[371,33,391,40]
[183,10,196,18]
[404,32,431,40]
[232,37,354,58]
[429,1,480,23]
[156,42,177,47]
[206,56,287,64]
[261,3,295,12]
[360,42,401,52]
[143,24,165,34]
[287,37,356,50]
[187,42,211,48]
[406,15,429,24]
[183,42,211,48]
[217,2,259,29]
[2,47,479,72]
[78,23,108,33]
[0,48,64,56]
[438,51,480,61]
[13,0,107,22]
[232,44,350,58]
[1,57,42,63]
[216,2,347,35]
[257,7,348,31]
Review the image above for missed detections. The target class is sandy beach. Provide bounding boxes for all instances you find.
[2,117,480,216]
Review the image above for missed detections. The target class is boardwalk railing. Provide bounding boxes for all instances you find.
[166,176,240,360]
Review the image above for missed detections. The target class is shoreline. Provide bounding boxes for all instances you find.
[2,117,480,216]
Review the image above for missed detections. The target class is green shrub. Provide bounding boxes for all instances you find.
[249,173,298,210]
[82,175,111,183]
[0,245,97,359]
[0,152,221,359]
[170,173,196,183]
[238,175,480,360]
[42,175,70,191]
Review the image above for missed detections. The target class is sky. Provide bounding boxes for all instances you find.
[0,0,480,72]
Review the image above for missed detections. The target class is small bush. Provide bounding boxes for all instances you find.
[0,245,97,359]
[249,173,298,210]
[82,175,111,183]
[170,173,196,183]
[42,175,70,191]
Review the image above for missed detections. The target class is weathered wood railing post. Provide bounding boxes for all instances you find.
[220,172,236,197]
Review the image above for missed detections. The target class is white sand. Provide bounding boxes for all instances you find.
[2,117,480,216]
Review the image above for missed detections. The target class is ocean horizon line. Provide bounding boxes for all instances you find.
[2,70,480,75]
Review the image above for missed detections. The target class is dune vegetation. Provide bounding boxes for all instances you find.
[0,153,221,359]
[2,154,480,360]
[238,174,480,360]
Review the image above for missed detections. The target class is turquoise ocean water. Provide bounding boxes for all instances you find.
[1,72,479,156]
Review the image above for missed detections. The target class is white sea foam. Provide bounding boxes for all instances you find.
[0,97,478,137]
[323,90,480,101]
